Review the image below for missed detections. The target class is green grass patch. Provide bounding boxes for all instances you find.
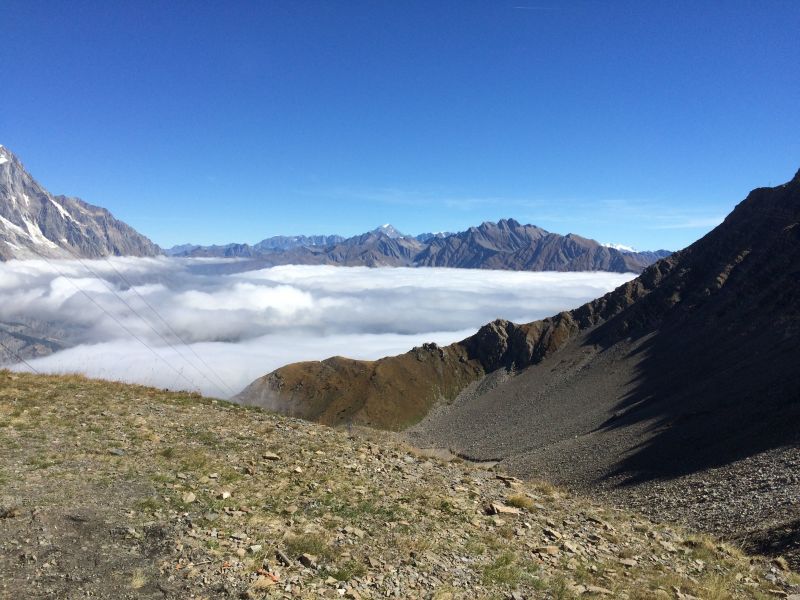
[326,559,367,581]
[312,495,403,522]
[28,455,63,470]
[178,449,210,473]
[482,552,542,587]
[285,532,333,560]
[136,496,164,513]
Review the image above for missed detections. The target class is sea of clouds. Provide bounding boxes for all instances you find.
[0,257,635,397]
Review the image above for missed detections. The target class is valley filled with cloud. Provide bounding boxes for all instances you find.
[0,258,634,397]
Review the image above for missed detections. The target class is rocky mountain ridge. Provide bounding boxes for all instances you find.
[0,146,160,261]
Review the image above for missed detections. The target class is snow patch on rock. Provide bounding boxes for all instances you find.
[0,215,27,237]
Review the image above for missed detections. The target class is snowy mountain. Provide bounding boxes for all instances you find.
[601,242,638,253]
[252,234,345,252]
[0,145,160,261]
[371,224,406,239]
[415,231,453,242]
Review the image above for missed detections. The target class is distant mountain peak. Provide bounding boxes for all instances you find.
[415,231,452,243]
[373,224,405,239]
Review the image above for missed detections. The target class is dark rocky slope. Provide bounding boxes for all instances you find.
[0,146,160,260]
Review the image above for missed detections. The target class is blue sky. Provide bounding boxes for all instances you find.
[2,1,798,251]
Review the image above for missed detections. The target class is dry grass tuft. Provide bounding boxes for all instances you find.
[129,569,147,590]
[506,493,535,511]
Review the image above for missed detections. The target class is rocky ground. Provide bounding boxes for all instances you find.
[594,445,800,567]
[1,372,799,599]
[405,335,800,572]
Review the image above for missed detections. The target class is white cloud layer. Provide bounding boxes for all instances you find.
[0,258,635,398]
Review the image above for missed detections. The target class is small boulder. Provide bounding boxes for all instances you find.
[486,503,521,516]
[299,553,318,569]
[584,585,613,595]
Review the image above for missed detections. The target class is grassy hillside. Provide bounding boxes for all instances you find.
[1,371,797,599]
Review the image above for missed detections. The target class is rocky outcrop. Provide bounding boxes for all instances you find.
[0,145,160,260]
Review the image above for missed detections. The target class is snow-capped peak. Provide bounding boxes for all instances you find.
[374,224,404,238]
[602,242,637,253]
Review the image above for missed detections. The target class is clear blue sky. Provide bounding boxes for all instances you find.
[2,1,798,251]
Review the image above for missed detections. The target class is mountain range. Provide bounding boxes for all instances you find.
[1,145,669,273]
[168,220,670,273]
[236,168,800,566]
[0,146,160,261]
[163,225,453,258]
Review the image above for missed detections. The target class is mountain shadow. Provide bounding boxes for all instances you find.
[584,170,800,483]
